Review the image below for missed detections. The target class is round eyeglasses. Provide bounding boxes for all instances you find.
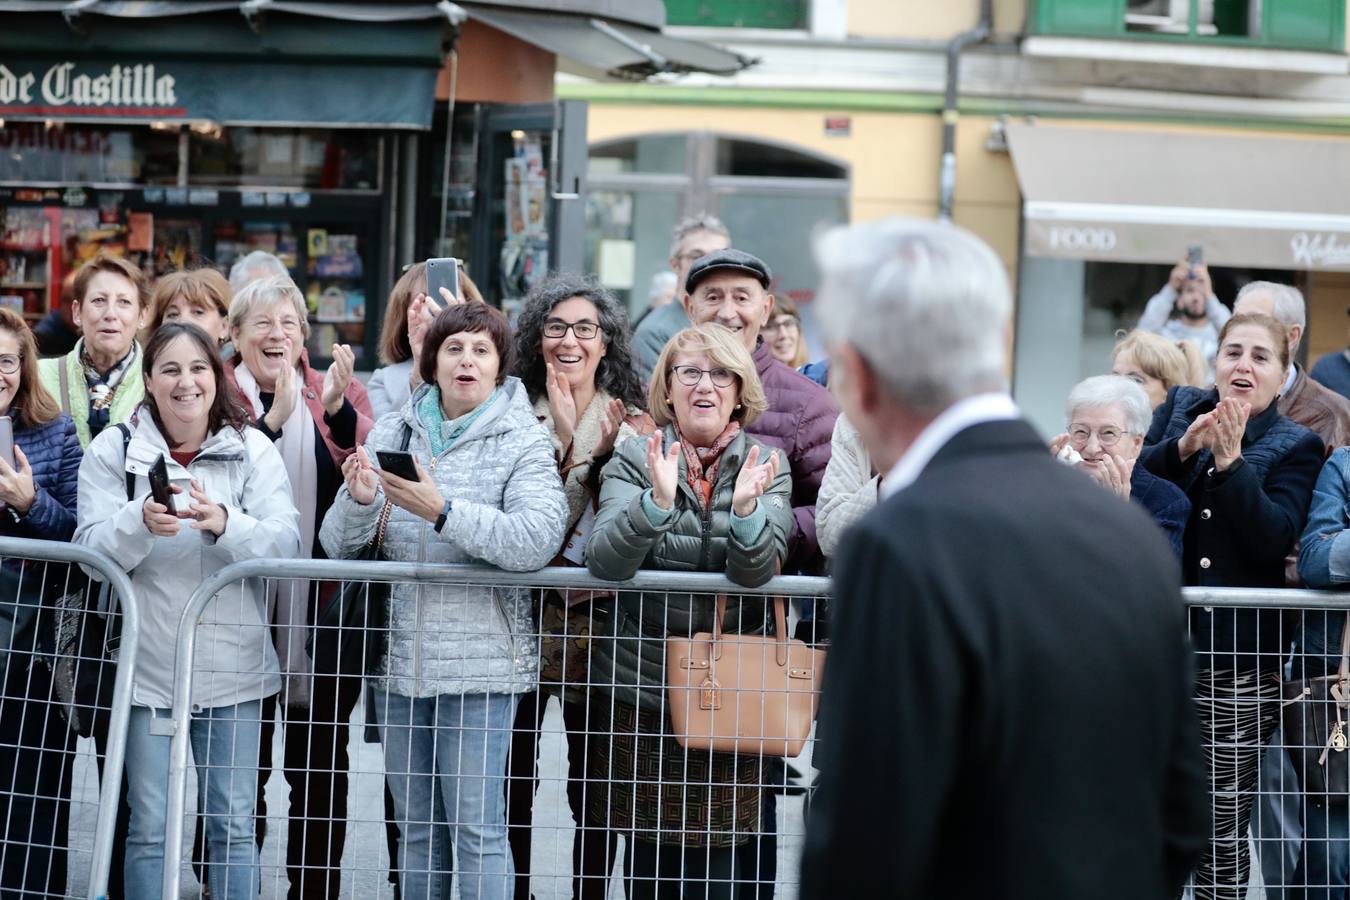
[670,365,737,388]
[0,355,19,375]
[1068,426,1130,448]
[543,320,601,340]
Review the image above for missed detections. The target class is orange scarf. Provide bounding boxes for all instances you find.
[676,422,741,509]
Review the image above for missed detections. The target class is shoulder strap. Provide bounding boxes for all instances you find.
[58,358,71,416]
[400,422,412,451]
[369,423,412,552]
[115,423,134,500]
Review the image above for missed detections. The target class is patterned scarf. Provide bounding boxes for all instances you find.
[676,421,741,509]
[80,341,138,436]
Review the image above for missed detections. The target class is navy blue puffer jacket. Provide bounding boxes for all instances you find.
[3,413,82,541]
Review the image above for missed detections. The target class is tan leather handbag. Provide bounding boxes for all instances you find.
[666,594,825,757]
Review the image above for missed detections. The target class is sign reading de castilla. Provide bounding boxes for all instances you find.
[0,62,178,111]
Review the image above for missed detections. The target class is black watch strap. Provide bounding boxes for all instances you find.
[434,498,452,534]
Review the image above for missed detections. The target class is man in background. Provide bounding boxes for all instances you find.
[631,214,730,383]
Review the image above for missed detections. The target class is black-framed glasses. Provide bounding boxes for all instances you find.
[543,319,601,340]
[0,355,18,375]
[670,365,736,388]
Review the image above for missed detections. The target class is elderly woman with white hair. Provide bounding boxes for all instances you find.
[223,274,374,898]
[1053,374,1190,558]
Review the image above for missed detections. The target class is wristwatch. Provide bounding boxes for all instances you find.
[434,498,452,534]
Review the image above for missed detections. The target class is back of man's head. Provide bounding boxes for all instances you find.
[228,250,290,295]
[816,218,1010,416]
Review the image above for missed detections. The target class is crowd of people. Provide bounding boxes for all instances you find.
[6,210,1350,899]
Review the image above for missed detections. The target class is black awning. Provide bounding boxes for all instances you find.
[460,4,753,79]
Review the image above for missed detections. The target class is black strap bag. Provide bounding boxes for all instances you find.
[1282,616,1350,804]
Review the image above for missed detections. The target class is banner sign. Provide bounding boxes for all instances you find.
[0,58,436,129]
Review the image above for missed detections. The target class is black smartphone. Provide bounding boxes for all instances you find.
[1187,244,1203,267]
[148,454,175,510]
[425,257,461,304]
[376,450,419,481]
[0,416,14,471]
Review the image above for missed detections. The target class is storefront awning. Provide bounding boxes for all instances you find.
[1007,122,1350,271]
[0,1,457,128]
[460,3,753,79]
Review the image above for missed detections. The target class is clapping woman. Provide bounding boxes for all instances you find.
[586,324,792,898]
[1139,313,1324,900]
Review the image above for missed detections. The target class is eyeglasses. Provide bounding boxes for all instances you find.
[671,365,737,388]
[763,317,798,333]
[1068,426,1131,448]
[542,319,601,340]
[247,315,303,335]
[0,355,18,375]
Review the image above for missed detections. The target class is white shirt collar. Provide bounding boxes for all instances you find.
[880,393,1021,501]
[1281,365,1297,396]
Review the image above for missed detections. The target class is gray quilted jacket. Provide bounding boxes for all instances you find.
[586,425,792,710]
[319,378,568,698]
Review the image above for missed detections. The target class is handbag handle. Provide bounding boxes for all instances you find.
[710,594,790,667]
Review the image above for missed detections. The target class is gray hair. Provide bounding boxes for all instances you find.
[1066,375,1152,435]
[648,270,678,302]
[669,213,731,258]
[814,218,1010,415]
[228,275,310,339]
[228,251,290,294]
[1236,280,1306,331]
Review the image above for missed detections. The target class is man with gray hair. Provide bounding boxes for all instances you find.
[630,214,731,382]
[228,249,291,294]
[798,218,1208,900]
[1234,280,1350,454]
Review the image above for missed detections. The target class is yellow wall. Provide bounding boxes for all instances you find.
[584,104,1022,271]
[848,0,1026,39]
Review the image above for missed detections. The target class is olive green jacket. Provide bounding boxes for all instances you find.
[38,341,144,449]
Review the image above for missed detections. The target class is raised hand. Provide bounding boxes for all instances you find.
[1087,454,1134,501]
[321,343,356,415]
[1212,397,1250,471]
[1049,433,1071,457]
[546,362,578,449]
[593,397,627,459]
[645,432,680,511]
[732,444,780,517]
[187,478,228,536]
[0,445,37,514]
[1178,410,1217,462]
[342,446,380,506]
[262,339,297,432]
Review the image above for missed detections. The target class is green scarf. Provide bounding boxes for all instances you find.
[417,385,502,457]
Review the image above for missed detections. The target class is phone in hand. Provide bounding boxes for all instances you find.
[376,450,419,482]
[1186,244,1203,273]
[148,454,176,511]
[425,257,461,305]
[0,416,14,472]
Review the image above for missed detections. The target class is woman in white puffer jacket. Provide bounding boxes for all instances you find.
[75,322,300,900]
[320,302,567,900]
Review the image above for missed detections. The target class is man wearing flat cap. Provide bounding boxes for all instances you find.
[681,248,838,574]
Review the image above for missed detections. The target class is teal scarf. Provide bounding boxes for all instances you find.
[418,386,502,457]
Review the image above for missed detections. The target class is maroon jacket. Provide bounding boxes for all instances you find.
[746,341,839,572]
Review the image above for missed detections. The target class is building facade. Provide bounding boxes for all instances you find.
[562,0,1350,434]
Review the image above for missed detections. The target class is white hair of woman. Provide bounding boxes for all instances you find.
[1066,374,1153,436]
[228,274,310,338]
[228,250,291,295]
[814,218,1010,415]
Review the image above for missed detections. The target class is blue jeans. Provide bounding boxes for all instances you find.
[124,700,263,900]
[1294,800,1350,899]
[375,689,519,900]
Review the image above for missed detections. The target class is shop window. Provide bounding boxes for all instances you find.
[664,0,808,29]
[188,128,381,190]
[1034,0,1343,51]
[589,134,687,177]
[0,123,178,185]
[714,138,847,179]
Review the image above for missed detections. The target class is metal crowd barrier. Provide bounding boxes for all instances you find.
[163,559,831,900]
[0,536,140,900]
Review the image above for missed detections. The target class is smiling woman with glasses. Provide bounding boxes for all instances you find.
[586,323,791,898]
[1051,374,1189,559]
[506,272,652,899]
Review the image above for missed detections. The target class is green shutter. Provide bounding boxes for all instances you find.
[664,0,807,29]
[1264,0,1345,50]
[1032,0,1125,37]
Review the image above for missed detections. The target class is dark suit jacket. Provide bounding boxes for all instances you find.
[799,418,1209,900]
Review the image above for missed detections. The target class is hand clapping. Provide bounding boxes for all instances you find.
[645,432,681,511]
[341,446,380,506]
[732,444,780,517]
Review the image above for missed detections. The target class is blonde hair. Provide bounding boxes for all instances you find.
[648,324,768,428]
[150,268,231,332]
[1112,329,1205,391]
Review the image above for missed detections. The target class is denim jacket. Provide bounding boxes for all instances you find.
[1297,447,1350,671]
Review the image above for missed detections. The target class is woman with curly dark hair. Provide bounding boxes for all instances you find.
[506,273,653,899]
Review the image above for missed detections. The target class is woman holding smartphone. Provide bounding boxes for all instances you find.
[75,322,300,900]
